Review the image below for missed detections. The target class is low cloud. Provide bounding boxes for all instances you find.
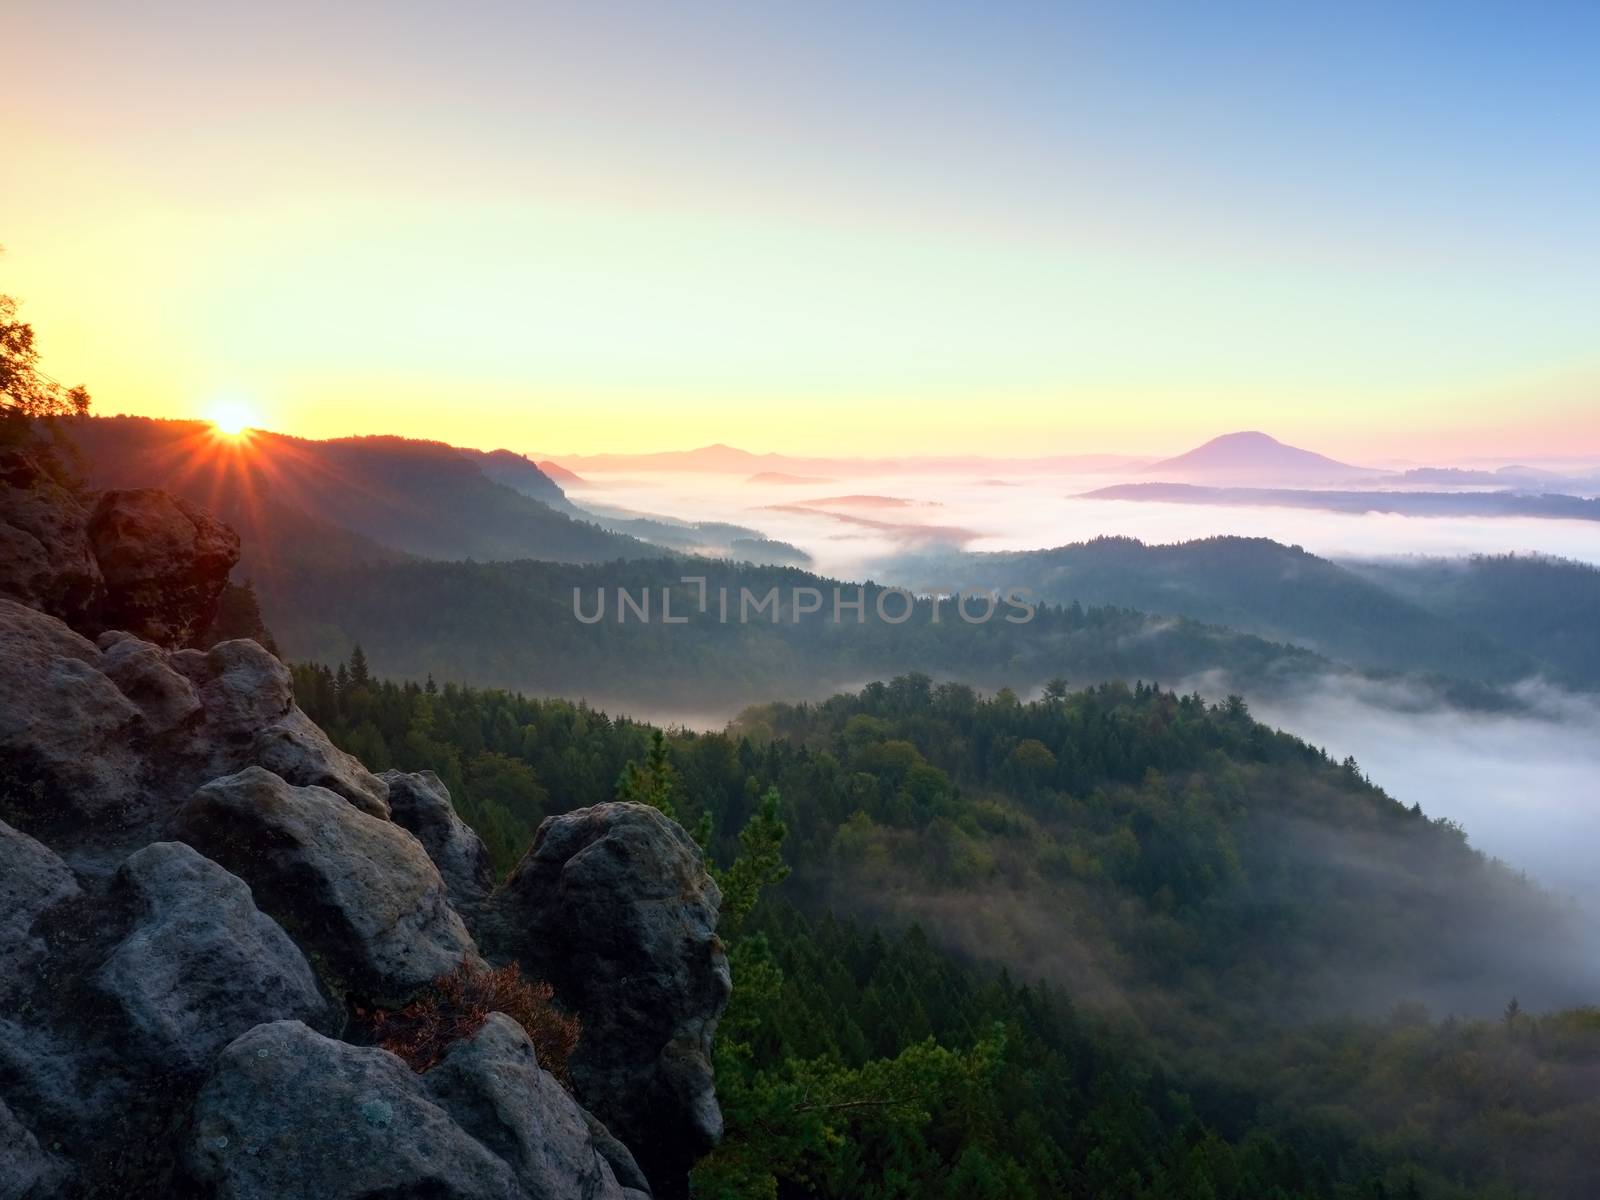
[1243,674,1600,910]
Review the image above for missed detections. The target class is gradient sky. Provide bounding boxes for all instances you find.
[5,0,1598,459]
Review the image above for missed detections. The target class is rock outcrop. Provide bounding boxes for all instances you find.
[93,842,334,1073]
[176,766,478,1002]
[0,1096,66,1200]
[0,599,143,848]
[187,1018,637,1200]
[0,819,80,998]
[252,711,391,817]
[177,637,294,749]
[0,603,394,873]
[99,634,204,734]
[0,474,724,1198]
[185,1020,529,1200]
[0,454,238,649]
[0,446,102,631]
[383,768,496,921]
[422,1014,630,1199]
[87,488,240,648]
[490,803,731,1196]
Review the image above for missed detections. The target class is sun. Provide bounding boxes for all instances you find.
[207,399,258,438]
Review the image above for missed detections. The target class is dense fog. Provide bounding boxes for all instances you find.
[566,470,1600,577]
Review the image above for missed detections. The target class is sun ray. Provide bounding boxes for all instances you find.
[207,399,258,438]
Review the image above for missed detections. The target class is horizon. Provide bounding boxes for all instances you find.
[8,0,1599,461]
[67,414,1600,471]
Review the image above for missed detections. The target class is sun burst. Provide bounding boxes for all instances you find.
[207,399,258,438]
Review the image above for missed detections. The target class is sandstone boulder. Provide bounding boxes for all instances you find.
[252,711,390,818]
[185,1021,524,1200]
[100,635,204,735]
[0,447,102,631]
[93,842,333,1073]
[0,600,142,845]
[184,638,293,747]
[580,1108,654,1196]
[0,476,714,1199]
[491,803,729,1196]
[87,488,239,648]
[0,819,80,1001]
[382,769,495,918]
[0,1095,66,1200]
[176,767,478,1001]
[186,1017,637,1200]
[0,1017,100,1146]
[425,1013,627,1200]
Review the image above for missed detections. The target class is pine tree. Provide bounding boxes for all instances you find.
[713,787,790,939]
[349,643,372,689]
[615,728,681,818]
[1503,995,1521,1030]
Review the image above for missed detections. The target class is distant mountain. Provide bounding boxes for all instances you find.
[537,459,586,485]
[1371,466,1600,494]
[66,417,651,574]
[1497,464,1565,480]
[1143,431,1375,483]
[458,448,573,510]
[1085,481,1600,521]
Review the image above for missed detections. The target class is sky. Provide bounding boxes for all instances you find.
[5,0,1598,459]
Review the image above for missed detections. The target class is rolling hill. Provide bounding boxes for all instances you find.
[1348,553,1600,690]
[254,555,1335,715]
[882,535,1600,690]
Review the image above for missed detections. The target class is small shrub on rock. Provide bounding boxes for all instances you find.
[352,962,580,1083]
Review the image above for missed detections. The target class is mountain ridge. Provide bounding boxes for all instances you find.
[63,416,652,573]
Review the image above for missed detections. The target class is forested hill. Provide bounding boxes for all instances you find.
[297,663,1600,1199]
[888,536,1598,689]
[458,445,577,510]
[259,555,1334,714]
[296,664,1592,1024]
[1348,553,1600,691]
[66,416,651,571]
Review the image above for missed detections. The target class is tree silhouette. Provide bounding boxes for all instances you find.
[0,287,90,423]
[348,643,372,689]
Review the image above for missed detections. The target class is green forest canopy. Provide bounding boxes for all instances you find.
[298,660,1600,1200]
